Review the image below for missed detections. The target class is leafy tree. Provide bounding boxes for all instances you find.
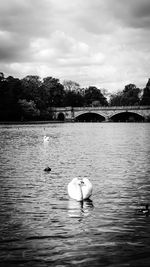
[20,75,51,118]
[63,80,81,92]
[0,72,4,82]
[0,74,22,120]
[121,84,140,105]
[109,92,122,106]
[109,84,140,106]
[84,86,108,106]
[42,77,65,107]
[18,99,40,120]
[63,91,84,107]
[20,75,42,101]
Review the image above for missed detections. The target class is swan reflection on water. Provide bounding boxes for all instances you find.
[68,198,94,219]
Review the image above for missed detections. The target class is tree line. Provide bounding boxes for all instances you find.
[0,72,150,121]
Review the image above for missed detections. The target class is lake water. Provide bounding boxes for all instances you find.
[0,123,150,267]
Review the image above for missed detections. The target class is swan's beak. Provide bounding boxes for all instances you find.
[77,179,84,185]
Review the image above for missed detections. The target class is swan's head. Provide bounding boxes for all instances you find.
[77,178,84,185]
[72,177,84,185]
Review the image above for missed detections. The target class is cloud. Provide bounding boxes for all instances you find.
[0,0,150,92]
[109,0,150,29]
[0,0,53,37]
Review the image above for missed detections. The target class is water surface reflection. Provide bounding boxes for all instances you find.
[68,199,94,219]
[0,123,150,266]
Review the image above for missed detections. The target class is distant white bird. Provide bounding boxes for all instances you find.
[67,177,93,201]
[43,135,50,142]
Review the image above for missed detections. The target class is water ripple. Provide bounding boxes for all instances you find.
[0,123,150,266]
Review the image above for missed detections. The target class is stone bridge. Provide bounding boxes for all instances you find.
[52,106,150,122]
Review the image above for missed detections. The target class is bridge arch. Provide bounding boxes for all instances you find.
[74,112,105,122]
[57,112,65,121]
[110,111,145,122]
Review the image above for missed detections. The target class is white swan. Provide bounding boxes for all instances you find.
[43,135,50,142]
[67,177,93,201]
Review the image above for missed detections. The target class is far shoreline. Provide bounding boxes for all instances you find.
[0,120,66,125]
[0,120,149,126]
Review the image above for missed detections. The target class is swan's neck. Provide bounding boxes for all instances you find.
[79,184,83,201]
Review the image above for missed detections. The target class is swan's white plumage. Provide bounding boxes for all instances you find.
[67,178,82,201]
[67,177,92,201]
[81,178,93,199]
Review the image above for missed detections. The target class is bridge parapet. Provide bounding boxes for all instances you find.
[72,106,150,111]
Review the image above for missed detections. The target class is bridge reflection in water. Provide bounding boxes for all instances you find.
[53,106,150,122]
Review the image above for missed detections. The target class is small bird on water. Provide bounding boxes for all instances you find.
[137,203,149,216]
[44,167,51,172]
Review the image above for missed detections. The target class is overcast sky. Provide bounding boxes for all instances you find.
[0,0,150,92]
